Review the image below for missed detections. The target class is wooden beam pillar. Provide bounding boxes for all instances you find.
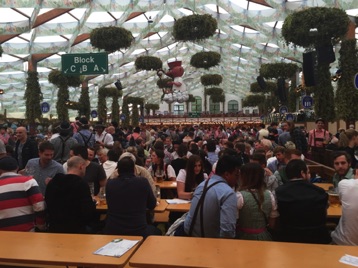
[28,56,37,72]
[346,20,356,40]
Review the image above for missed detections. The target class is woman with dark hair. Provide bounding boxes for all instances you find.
[176,155,208,200]
[147,149,166,181]
[236,162,278,241]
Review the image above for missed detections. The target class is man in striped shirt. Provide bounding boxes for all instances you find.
[0,156,45,231]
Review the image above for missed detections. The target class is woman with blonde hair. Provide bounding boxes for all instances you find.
[337,129,358,168]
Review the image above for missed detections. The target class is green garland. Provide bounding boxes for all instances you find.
[259,63,298,79]
[204,87,223,96]
[250,81,276,94]
[173,14,217,42]
[190,51,221,69]
[24,71,42,124]
[122,97,130,126]
[211,94,225,103]
[78,86,90,118]
[135,56,162,71]
[157,78,173,88]
[201,74,222,86]
[90,26,133,53]
[335,39,358,122]
[282,7,349,47]
[98,87,122,123]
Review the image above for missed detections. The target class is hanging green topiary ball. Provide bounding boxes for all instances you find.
[191,51,221,69]
[90,26,133,53]
[135,56,163,71]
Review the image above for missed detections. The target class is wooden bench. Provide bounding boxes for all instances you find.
[306,159,335,183]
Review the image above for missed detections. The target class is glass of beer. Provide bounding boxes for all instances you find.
[155,170,165,183]
[328,190,341,207]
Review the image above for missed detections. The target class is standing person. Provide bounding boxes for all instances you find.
[23,142,65,196]
[308,118,330,164]
[236,163,279,241]
[183,155,240,238]
[94,123,114,149]
[275,159,331,244]
[45,156,96,234]
[193,124,204,139]
[73,117,95,149]
[331,177,358,245]
[0,156,46,232]
[256,123,269,141]
[50,121,78,164]
[104,157,161,238]
[14,126,38,170]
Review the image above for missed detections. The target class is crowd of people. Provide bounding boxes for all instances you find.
[0,117,357,246]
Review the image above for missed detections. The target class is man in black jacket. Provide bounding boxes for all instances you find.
[45,156,96,233]
[14,126,38,170]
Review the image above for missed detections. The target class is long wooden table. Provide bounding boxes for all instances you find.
[0,231,142,268]
[129,236,356,268]
[155,180,177,189]
[97,199,168,212]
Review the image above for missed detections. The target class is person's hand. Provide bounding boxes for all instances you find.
[264,168,273,176]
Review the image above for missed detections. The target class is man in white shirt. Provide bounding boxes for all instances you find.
[331,178,358,245]
[94,123,114,149]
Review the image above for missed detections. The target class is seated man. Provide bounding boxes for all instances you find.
[45,156,96,233]
[331,176,358,245]
[332,151,354,188]
[183,155,240,238]
[275,159,331,244]
[0,156,45,231]
[104,157,161,238]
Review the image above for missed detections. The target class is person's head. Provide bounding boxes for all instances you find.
[206,139,216,153]
[107,149,119,162]
[117,157,135,174]
[0,156,18,174]
[250,153,267,168]
[96,148,108,164]
[337,129,358,148]
[0,140,6,158]
[186,155,203,175]
[239,162,265,191]
[67,156,87,178]
[15,126,27,142]
[151,149,164,165]
[70,144,88,160]
[107,126,115,135]
[177,143,188,158]
[259,123,265,130]
[234,142,246,154]
[189,142,199,155]
[273,146,286,162]
[77,117,89,129]
[94,123,105,134]
[285,149,302,162]
[164,136,172,147]
[215,155,241,187]
[153,140,165,151]
[332,151,351,176]
[280,122,288,132]
[315,118,325,130]
[58,121,72,137]
[39,141,55,165]
[87,147,95,161]
[285,159,310,181]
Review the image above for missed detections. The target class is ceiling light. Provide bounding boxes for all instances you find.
[148,16,153,24]
[0,89,4,95]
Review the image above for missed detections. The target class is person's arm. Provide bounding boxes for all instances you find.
[27,178,46,230]
[177,181,193,200]
[166,165,176,181]
[220,191,238,238]
[268,191,279,230]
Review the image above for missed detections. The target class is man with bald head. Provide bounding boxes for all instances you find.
[14,126,38,170]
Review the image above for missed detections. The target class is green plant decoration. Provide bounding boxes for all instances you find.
[157,78,173,88]
[173,14,217,42]
[0,45,3,57]
[90,26,133,53]
[122,97,130,127]
[135,56,163,71]
[211,94,225,103]
[145,103,159,115]
[132,105,139,127]
[335,39,358,125]
[242,94,266,107]
[204,87,223,96]
[282,7,349,47]
[190,51,221,69]
[250,81,276,94]
[24,71,42,124]
[259,63,299,79]
[187,94,196,102]
[123,96,144,126]
[48,69,81,121]
[98,87,122,123]
[201,74,223,86]
[78,86,90,118]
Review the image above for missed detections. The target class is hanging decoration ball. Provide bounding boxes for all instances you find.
[90,26,133,53]
[191,51,221,69]
[135,56,163,71]
[173,14,217,42]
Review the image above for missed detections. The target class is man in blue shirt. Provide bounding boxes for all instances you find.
[184,155,240,238]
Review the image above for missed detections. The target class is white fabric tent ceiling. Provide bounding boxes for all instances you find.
[0,0,357,118]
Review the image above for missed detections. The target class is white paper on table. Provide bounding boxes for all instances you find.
[166,198,191,204]
[93,239,140,258]
[339,255,358,267]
